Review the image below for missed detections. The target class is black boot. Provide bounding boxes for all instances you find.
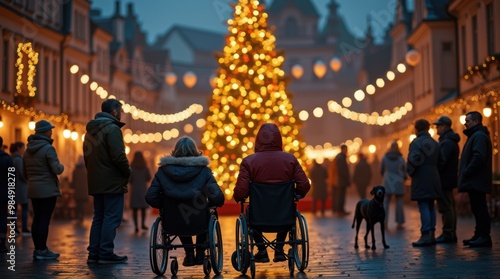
[463,235,479,246]
[195,249,205,265]
[183,251,196,266]
[468,236,492,247]
[412,231,436,247]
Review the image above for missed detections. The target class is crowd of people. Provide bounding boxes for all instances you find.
[308,111,493,248]
[0,106,494,264]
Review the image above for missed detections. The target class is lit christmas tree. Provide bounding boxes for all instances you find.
[201,0,307,200]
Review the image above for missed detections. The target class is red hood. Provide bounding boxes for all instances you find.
[255,123,283,152]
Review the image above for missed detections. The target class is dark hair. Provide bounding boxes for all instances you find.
[466,111,483,123]
[171,136,201,157]
[414,119,430,133]
[131,151,147,169]
[0,136,2,147]
[9,142,25,154]
[340,144,347,151]
[101,99,122,114]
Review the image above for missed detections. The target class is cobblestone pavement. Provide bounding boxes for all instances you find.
[2,195,500,278]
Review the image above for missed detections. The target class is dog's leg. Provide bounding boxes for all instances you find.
[353,207,361,249]
[381,222,390,249]
[364,221,371,249]
[371,222,377,250]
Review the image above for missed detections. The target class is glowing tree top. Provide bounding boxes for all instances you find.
[201,0,306,200]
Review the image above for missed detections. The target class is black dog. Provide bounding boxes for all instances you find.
[352,185,390,250]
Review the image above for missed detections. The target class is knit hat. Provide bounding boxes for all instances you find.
[35,120,55,133]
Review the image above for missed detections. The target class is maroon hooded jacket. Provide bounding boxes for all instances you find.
[233,123,310,202]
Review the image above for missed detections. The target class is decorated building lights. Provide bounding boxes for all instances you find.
[15,42,38,106]
[463,54,499,81]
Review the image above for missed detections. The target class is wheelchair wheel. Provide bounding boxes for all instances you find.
[235,214,250,273]
[208,215,223,275]
[250,259,256,279]
[288,248,295,276]
[149,217,168,276]
[170,258,178,276]
[293,211,309,271]
[203,257,211,276]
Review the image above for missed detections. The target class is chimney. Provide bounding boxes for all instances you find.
[114,0,121,17]
[127,3,134,17]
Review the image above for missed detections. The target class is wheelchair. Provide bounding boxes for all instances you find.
[231,181,309,278]
[149,196,223,276]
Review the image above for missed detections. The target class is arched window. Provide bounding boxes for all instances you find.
[284,17,298,38]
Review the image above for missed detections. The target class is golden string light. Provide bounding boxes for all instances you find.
[69,65,204,124]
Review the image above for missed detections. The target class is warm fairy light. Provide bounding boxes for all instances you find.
[313,107,323,118]
[70,65,79,74]
[376,78,385,88]
[386,70,395,81]
[397,63,407,73]
[28,117,35,130]
[15,42,38,98]
[71,131,79,141]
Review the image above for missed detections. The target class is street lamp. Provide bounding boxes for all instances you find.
[291,64,304,79]
[164,72,177,86]
[483,100,492,117]
[405,49,421,66]
[183,71,197,88]
[313,60,327,79]
[329,57,342,73]
[28,117,35,130]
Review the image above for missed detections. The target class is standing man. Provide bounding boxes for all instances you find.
[433,116,460,244]
[0,136,14,252]
[458,111,492,247]
[24,120,64,260]
[335,144,351,216]
[407,119,442,247]
[84,99,131,264]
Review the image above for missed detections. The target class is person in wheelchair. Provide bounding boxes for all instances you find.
[233,123,310,263]
[145,136,224,267]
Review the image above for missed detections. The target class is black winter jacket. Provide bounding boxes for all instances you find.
[145,155,224,209]
[83,112,130,195]
[437,129,460,190]
[458,124,492,193]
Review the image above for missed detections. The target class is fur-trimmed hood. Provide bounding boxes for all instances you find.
[159,155,210,167]
[158,155,210,184]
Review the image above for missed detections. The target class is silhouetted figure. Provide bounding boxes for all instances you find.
[459,111,492,247]
[72,156,88,224]
[24,120,64,259]
[353,153,372,199]
[310,160,328,216]
[381,141,407,230]
[84,99,130,264]
[407,119,441,247]
[129,151,151,233]
[0,136,14,252]
[334,144,350,216]
[10,142,30,235]
[433,116,460,244]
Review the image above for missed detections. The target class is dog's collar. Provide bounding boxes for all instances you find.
[374,198,384,207]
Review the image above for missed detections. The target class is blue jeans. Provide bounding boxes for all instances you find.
[417,199,436,233]
[88,194,124,258]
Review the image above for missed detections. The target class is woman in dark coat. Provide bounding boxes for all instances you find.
[129,151,151,233]
[233,123,310,263]
[353,153,372,199]
[407,119,441,247]
[72,156,88,224]
[145,137,224,267]
[309,160,328,216]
